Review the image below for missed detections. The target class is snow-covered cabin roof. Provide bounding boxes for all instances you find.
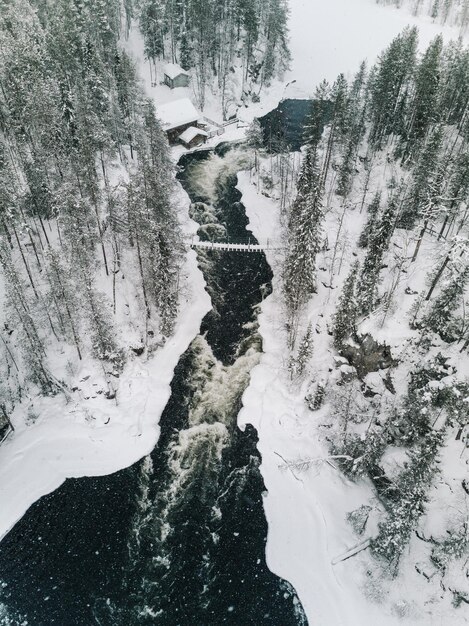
[179,126,208,143]
[163,63,189,80]
[156,98,200,131]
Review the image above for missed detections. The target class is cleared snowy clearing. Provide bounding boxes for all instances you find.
[287,0,469,97]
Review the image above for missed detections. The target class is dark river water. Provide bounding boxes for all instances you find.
[258,99,330,152]
[0,120,310,625]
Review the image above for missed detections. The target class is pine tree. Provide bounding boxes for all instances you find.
[304,80,331,148]
[246,118,264,172]
[357,194,398,314]
[336,102,366,198]
[438,151,469,240]
[0,241,53,392]
[439,39,469,126]
[358,192,381,248]
[85,280,123,370]
[261,0,291,86]
[337,62,368,195]
[44,249,83,360]
[333,261,360,350]
[320,74,349,186]
[420,265,469,341]
[284,148,324,325]
[290,323,313,378]
[139,0,167,63]
[402,35,443,158]
[368,27,418,149]
[179,29,193,69]
[246,119,264,151]
[398,126,443,229]
[371,431,443,572]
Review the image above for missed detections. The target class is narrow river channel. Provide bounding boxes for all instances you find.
[0,124,311,625]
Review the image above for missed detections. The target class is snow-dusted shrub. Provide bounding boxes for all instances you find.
[431,521,469,572]
[347,505,372,535]
[331,431,386,479]
[370,431,443,573]
[305,382,326,411]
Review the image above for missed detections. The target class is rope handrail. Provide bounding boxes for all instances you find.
[188,237,283,252]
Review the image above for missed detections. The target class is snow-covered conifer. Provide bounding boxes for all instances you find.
[333,261,360,350]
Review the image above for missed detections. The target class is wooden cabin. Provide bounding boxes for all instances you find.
[163,63,190,89]
[178,126,208,149]
[156,98,202,144]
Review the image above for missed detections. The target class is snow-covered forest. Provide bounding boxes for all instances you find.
[377,0,469,31]
[0,0,292,438]
[249,24,469,621]
[1,0,469,624]
[137,0,290,111]
[0,0,184,405]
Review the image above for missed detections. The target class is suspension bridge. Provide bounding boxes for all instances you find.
[188,237,283,253]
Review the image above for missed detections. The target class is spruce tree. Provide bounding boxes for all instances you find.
[358,192,381,248]
[320,74,349,186]
[336,63,368,198]
[398,126,443,229]
[402,35,443,157]
[357,194,398,314]
[284,147,324,321]
[371,431,443,572]
[292,323,314,378]
[438,151,469,239]
[0,241,53,393]
[333,261,360,351]
[420,265,469,341]
[368,27,418,149]
[304,80,331,149]
[439,39,469,126]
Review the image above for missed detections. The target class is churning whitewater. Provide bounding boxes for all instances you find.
[0,142,307,626]
[103,143,307,624]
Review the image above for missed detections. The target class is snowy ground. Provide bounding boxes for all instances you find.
[0,185,211,541]
[237,165,469,625]
[286,0,468,98]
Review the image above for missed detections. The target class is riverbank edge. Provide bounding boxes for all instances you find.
[0,183,212,542]
[235,172,427,626]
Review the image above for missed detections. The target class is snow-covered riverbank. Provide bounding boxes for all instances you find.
[0,186,211,541]
[237,170,469,626]
[237,174,398,626]
[235,5,469,622]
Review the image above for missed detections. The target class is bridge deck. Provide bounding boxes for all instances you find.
[189,240,282,252]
